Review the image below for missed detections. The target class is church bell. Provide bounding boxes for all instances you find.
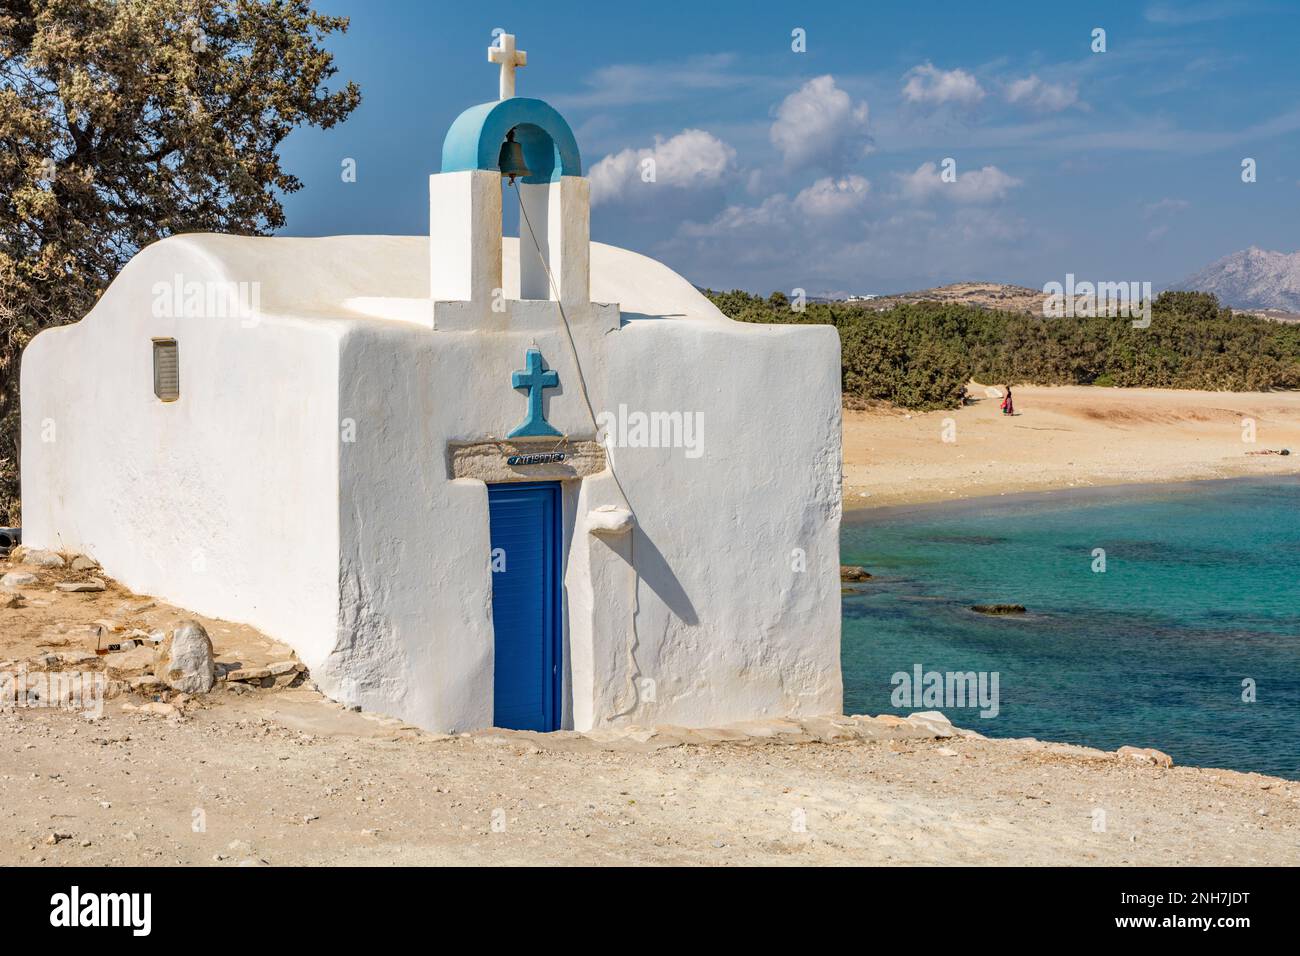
[497,129,532,184]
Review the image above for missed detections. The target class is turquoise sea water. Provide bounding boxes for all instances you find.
[841,477,1300,779]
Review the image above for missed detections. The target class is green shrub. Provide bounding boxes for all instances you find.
[704,290,1300,410]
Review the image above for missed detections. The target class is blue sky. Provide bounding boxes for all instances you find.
[278,0,1300,295]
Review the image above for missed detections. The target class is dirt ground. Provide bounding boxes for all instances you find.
[3,687,1298,866]
[844,384,1300,508]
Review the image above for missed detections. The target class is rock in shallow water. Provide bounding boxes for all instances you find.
[970,603,1026,615]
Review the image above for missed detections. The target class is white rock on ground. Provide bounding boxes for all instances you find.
[154,621,216,694]
[1,571,38,590]
[55,579,106,593]
[23,550,65,568]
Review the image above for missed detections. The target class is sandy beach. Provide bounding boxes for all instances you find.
[844,385,1300,508]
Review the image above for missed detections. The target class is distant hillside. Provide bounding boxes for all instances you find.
[848,282,1047,314]
[1175,247,1300,312]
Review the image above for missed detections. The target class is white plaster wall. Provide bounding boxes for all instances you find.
[20,235,343,662]
[591,320,844,726]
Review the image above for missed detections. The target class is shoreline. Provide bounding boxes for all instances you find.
[842,473,1296,524]
[841,384,1300,510]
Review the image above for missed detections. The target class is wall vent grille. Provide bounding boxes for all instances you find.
[153,338,179,402]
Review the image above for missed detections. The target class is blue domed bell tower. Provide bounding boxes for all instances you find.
[428,32,596,328]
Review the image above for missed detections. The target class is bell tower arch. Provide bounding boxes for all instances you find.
[429,38,589,321]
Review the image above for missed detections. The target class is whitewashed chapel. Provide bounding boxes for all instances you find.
[21,36,843,733]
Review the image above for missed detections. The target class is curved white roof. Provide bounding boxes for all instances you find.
[116,233,731,326]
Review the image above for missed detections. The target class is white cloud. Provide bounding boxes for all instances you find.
[897,162,1021,203]
[555,54,750,109]
[1144,2,1243,25]
[901,62,985,107]
[769,75,871,172]
[1004,75,1081,112]
[589,129,735,205]
[681,175,871,239]
[1142,197,1190,217]
[795,175,871,217]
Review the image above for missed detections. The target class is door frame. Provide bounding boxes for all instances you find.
[486,480,564,732]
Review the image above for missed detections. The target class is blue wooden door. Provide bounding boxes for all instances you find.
[487,481,562,731]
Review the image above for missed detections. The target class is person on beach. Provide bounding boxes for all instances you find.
[1001,386,1014,416]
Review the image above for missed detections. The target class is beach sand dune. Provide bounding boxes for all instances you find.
[845,385,1300,508]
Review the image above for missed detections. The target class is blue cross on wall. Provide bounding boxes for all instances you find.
[507,348,562,438]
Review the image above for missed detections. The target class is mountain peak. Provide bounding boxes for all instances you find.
[1175,247,1300,311]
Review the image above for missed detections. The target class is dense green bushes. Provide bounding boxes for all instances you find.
[705,290,1300,410]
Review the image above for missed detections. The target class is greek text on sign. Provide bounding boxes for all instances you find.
[508,452,566,466]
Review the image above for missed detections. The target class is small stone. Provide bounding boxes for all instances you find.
[905,711,957,738]
[935,747,959,757]
[45,831,71,845]
[56,579,106,593]
[57,651,98,665]
[1,571,39,589]
[840,565,872,582]
[268,661,304,676]
[1116,745,1174,768]
[227,667,272,682]
[154,621,215,694]
[25,550,65,568]
[103,645,156,676]
[70,555,100,572]
[123,701,177,717]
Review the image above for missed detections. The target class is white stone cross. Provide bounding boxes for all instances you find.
[488,33,527,100]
